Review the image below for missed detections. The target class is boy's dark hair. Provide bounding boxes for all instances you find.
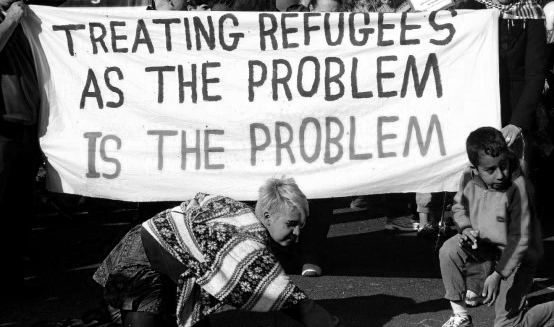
[466,126,508,167]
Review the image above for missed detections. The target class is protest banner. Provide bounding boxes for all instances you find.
[408,0,454,12]
[59,0,151,6]
[22,6,500,201]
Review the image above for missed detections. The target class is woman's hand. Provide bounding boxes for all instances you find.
[482,271,502,306]
[501,124,522,147]
[5,1,28,25]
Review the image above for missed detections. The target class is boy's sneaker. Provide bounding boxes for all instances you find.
[442,315,473,327]
[417,223,439,239]
[385,215,419,232]
[465,290,484,307]
[301,263,322,277]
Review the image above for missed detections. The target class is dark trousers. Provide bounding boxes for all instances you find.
[139,228,210,327]
[0,121,40,289]
[439,235,554,327]
[300,199,333,268]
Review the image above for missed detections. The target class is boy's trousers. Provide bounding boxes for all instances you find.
[439,235,554,327]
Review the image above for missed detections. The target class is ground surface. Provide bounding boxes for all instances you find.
[1,194,553,327]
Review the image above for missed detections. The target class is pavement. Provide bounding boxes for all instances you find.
[1,194,553,327]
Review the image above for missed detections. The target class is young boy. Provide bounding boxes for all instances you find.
[439,127,554,327]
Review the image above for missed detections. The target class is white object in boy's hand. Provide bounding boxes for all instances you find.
[470,230,479,249]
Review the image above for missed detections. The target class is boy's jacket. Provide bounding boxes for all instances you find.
[452,160,543,278]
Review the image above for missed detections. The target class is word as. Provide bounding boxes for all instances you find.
[81,67,124,109]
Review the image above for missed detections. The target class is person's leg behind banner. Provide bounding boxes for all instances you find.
[416,192,440,239]
[300,198,333,277]
[0,122,40,296]
[384,193,419,232]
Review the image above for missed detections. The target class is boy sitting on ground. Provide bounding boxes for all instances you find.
[439,126,554,327]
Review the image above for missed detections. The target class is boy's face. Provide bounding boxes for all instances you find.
[475,151,510,190]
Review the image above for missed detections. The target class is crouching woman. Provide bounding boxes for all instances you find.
[93,176,340,327]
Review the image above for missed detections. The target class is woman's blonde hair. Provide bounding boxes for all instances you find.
[255,176,309,227]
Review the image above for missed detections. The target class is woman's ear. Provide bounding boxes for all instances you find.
[263,212,270,225]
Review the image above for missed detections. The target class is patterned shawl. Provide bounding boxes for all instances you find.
[475,0,545,19]
[142,193,307,327]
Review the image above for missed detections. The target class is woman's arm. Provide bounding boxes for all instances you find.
[0,2,27,52]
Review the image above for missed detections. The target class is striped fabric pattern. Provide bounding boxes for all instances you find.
[143,193,307,327]
[475,0,545,19]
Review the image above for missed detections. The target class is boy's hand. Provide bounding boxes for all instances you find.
[458,229,479,249]
[482,271,502,306]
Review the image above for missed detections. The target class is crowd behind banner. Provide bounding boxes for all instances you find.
[1,0,554,327]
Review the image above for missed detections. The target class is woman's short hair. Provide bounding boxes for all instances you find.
[255,176,309,226]
[466,126,508,167]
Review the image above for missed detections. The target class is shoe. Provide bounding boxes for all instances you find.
[442,315,473,327]
[349,196,368,212]
[465,290,484,307]
[417,223,438,239]
[385,215,419,231]
[302,263,322,277]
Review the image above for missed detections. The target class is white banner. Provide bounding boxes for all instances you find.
[23,6,500,201]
